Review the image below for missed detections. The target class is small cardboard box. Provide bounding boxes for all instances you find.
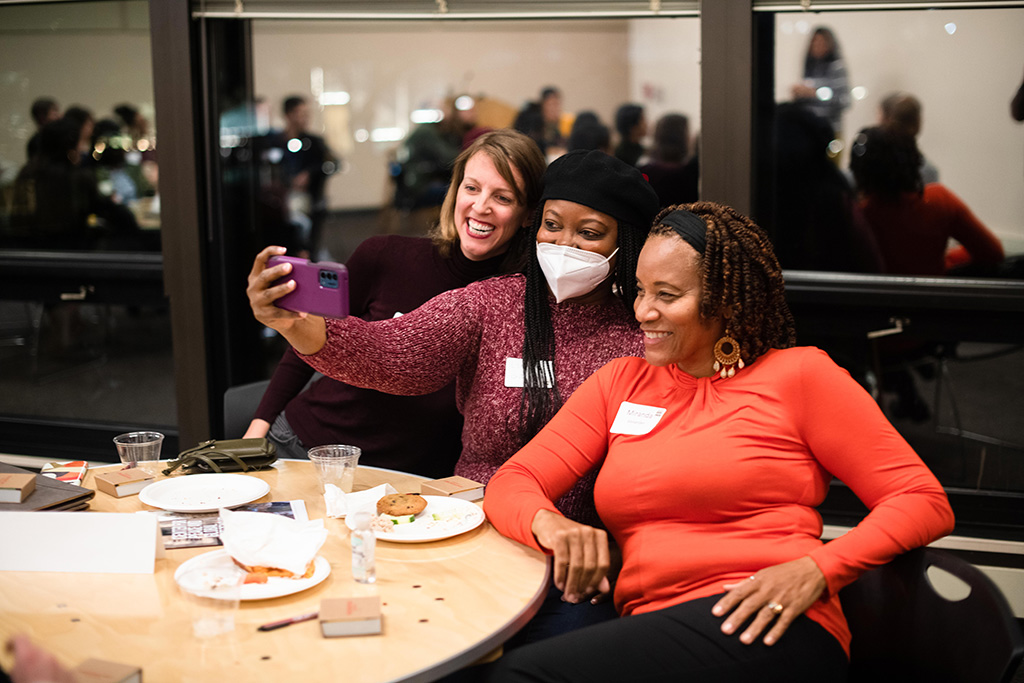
[73,657,142,683]
[320,596,382,637]
[95,468,155,498]
[420,475,484,502]
[0,472,36,504]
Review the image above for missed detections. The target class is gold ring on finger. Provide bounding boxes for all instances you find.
[766,601,784,615]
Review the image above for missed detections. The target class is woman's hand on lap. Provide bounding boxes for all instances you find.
[712,556,827,646]
[531,509,611,604]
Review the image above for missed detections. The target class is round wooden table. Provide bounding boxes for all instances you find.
[0,461,550,682]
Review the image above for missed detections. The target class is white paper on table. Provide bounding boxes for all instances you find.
[0,511,160,574]
[219,507,327,577]
[324,483,397,519]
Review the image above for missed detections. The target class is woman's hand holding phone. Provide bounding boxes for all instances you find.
[247,246,327,355]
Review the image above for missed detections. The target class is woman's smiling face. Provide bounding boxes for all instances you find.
[634,234,725,377]
[454,151,529,261]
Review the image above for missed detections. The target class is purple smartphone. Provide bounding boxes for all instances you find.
[267,255,349,318]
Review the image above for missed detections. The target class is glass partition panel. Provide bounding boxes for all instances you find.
[762,7,1024,278]
[248,17,702,256]
[0,0,160,253]
[0,1,174,460]
[760,7,1024,530]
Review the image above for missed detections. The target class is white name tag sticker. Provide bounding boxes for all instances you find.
[504,358,554,388]
[610,401,667,435]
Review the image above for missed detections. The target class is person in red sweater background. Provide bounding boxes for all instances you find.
[849,125,1003,276]
[482,202,954,682]
[242,130,545,477]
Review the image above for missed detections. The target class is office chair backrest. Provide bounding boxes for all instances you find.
[222,379,271,438]
[840,547,1024,683]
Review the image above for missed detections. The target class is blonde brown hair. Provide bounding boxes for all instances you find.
[649,202,796,365]
[431,129,545,256]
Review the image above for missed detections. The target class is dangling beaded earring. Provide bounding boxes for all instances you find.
[713,334,744,379]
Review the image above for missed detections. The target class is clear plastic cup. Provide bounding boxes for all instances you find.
[177,565,244,640]
[113,431,164,469]
[307,444,360,493]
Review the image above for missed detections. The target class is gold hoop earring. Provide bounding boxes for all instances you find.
[713,335,744,379]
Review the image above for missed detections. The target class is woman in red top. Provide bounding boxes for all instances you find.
[483,203,954,682]
[850,125,1003,276]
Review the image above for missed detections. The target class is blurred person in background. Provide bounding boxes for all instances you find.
[639,113,699,208]
[613,103,646,167]
[790,27,851,136]
[25,97,60,160]
[566,111,611,154]
[879,92,938,185]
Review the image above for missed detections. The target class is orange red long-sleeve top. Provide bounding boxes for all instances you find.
[484,347,955,656]
[860,183,1004,275]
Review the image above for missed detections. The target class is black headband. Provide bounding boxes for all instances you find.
[659,209,707,255]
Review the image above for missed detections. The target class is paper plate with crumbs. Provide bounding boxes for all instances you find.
[175,549,331,601]
[139,473,270,513]
[347,495,485,543]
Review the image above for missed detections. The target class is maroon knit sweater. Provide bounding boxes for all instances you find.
[302,274,644,523]
[254,235,506,478]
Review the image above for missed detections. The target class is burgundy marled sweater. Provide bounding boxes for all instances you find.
[302,274,643,523]
[254,235,506,478]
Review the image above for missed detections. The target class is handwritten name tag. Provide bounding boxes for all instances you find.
[504,358,554,388]
[610,401,667,435]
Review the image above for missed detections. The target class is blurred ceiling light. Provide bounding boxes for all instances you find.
[454,95,475,111]
[370,127,406,142]
[816,86,834,102]
[944,23,957,35]
[851,86,868,101]
[322,91,351,106]
[410,109,444,124]
[287,138,303,153]
[355,129,369,143]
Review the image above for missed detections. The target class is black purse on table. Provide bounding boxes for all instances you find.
[161,438,278,475]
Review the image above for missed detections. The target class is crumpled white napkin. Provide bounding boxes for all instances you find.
[324,483,398,519]
[219,507,327,577]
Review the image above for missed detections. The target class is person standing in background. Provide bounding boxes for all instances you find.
[260,95,337,258]
[791,27,851,136]
[612,103,646,167]
[25,97,60,160]
[639,113,699,208]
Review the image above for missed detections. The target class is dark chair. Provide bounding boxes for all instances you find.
[840,547,1024,683]
[222,379,271,438]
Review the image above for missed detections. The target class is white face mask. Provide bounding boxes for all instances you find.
[536,242,619,303]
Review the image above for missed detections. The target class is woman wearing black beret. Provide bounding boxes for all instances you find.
[249,149,660,643]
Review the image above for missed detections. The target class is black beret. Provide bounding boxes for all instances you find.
[540,150,660,231]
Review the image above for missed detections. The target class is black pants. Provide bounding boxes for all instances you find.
[484,594,848,683]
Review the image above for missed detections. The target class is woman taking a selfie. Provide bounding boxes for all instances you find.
[243,130,544,477]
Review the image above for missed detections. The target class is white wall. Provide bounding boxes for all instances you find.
[776,8,1024,255]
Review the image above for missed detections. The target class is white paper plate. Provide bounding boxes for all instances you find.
[174,549,331,601]
[347,495,485,543]
[139,474,271,513]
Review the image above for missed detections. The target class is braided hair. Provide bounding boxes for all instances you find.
[650,202,795,366]
[516,210,646,446]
